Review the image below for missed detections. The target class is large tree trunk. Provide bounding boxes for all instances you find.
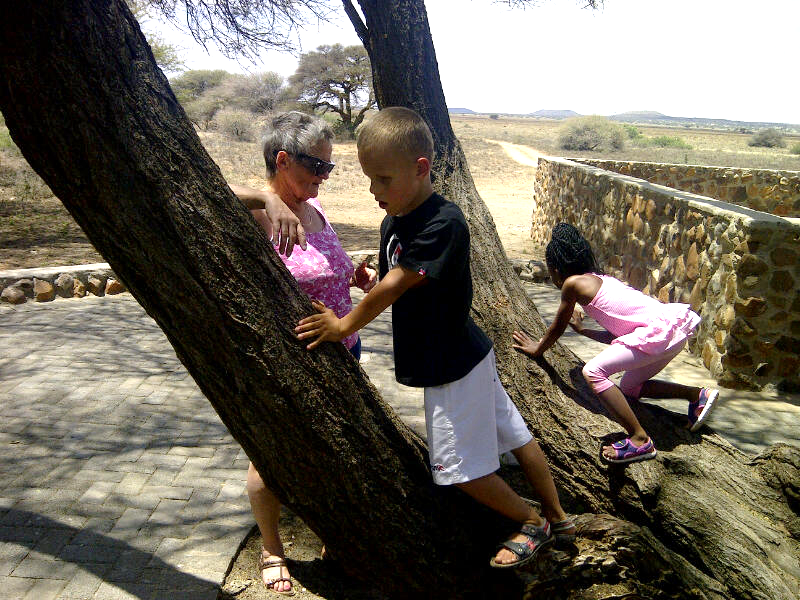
[348,1,800,599]
[1,1,797,598]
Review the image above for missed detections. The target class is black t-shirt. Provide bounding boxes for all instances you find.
[379,193,492,387]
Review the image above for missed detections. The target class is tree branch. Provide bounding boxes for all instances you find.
[342,0,369,45]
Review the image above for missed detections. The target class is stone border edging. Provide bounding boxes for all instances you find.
[1,252,552,306]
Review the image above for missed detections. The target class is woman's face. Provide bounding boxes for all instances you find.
[278,139,333,203]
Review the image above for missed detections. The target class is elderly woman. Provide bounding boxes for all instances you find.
[233,111,375,595]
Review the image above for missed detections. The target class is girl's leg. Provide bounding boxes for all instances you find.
[583,344,658,444]
[640,379,701,402]
[246,463,292,593]
[618,341,693,401]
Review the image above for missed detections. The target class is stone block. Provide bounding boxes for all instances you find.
[702,340,716,369]
[1,286,26,304]
[731,318,756,338]
[770,271,794,291]
[86,275,105,296]
[73,278,86,298]
[53,273,74,298]
[734,297,767,318]
[33,278,55,302]
[685,243,699,280]
[778,356,800,378]
[105,278,126,295]
[715,305,736,329]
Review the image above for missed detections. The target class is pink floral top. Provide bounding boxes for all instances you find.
[277,197,358,349]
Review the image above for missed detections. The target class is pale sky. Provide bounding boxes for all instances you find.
[146,0,800,125]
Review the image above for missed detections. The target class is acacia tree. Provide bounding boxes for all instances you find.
[1,1,798,599]
[289,43,375,135]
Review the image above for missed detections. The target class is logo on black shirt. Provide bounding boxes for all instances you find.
[386,234,403,268]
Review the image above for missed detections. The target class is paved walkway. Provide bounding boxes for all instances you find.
[1,285,798,599]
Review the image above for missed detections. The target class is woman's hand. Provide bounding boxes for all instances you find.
[232,184,306,256]
[295,300,345,349]
[352,261,378,292]
[568,308,584,334]
[511,330,544,358]
[262,191,306,257]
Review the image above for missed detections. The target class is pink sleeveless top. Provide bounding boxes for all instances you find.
[277,198,358,349]
[583,274,700,355]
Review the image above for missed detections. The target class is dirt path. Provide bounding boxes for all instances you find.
[485,139,546,167]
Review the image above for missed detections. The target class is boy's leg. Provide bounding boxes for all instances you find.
[510,439,569,525]
[425,350,552,566]
[455,473,541,524]
[455,474,549,566]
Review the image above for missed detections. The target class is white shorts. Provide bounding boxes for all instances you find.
[424,349,533,485]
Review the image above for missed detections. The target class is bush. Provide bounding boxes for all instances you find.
[622,124,641,139]
[489,114,499,120]
[212,108,255,141]
[790,143,800,155]
[184,95,225,131]
[648,135,692,149]
[558,116,625,152]
[749,128,785,148]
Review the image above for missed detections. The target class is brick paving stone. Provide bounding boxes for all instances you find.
[0,574,36,598]
[22,578,67,600]
[3,284,798,599]
[12,555,80,579]
[57,565,109,599]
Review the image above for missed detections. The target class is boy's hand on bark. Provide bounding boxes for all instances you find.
[296,300,344,349]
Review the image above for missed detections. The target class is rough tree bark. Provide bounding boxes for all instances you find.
[0,0,797,598]
[345,1,800,599]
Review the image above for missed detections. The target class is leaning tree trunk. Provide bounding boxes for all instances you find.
[347,1,800,599]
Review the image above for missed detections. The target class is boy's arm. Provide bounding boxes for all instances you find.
[296,265,425,350]
[229,183,306,256]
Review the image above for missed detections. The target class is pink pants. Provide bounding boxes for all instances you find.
[582,340,686,398]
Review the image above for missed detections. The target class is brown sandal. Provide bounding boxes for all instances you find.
[258,554,295,596]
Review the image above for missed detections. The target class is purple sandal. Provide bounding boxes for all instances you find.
[602,437,657,465]
[689,388,719,432]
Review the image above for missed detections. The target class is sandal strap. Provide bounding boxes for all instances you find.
[500,539,533,559]
[259,555,288,570]
[264,576,292,586]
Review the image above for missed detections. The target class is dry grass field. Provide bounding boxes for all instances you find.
[2,114,799,270]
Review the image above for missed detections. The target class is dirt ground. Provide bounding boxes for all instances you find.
[0,129,544,270]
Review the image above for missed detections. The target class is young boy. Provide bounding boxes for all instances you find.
[295,106,574,568]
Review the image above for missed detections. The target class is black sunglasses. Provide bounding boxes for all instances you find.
[291,152,336,177]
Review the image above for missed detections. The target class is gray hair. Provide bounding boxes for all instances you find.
[261,111,334,179]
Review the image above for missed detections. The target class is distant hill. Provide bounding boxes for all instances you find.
[529,109,580,119]
[609,111,799,132]
[447,107,476,114]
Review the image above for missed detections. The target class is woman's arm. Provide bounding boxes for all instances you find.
[229,184,306,256]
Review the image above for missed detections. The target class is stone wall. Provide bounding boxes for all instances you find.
[532,157,800,392]
[576,159,800,217]
[0,264,123,304]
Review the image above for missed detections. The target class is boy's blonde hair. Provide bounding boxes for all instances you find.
[356,106,434,162]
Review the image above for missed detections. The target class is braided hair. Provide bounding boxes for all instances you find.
[545,222,602,279]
